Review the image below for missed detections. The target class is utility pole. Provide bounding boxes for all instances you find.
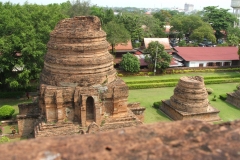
[154,46,158,76]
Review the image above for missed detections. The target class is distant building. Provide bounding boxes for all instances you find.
[184,3,194,12]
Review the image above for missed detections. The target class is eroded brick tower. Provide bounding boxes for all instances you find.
[39,16,144,127]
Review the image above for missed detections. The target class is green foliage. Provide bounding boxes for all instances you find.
[103,21,130,54]
[190,23,216,43]
[219,94,227,101]
[90,6,115,25]
[170,15,210,40]
[144,41,171,71]
[227,34,239,46]
[206,88,214,95]
[0,136,10,143]
[0,2,68,90]
[211,94,217,101]
[178,40,187,47]
[120,53,140,73]
[0,105,15,119]
[203,6,236,40]
[152,101,161,109]
[67,0,91,17]
[0,91,24,99]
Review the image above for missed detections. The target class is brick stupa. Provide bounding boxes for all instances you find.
[161,76,220,122]
[17,16,145,138]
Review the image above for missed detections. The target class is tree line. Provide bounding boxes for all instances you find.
[0,0,238,90]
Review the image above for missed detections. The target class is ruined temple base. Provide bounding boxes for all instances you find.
[226,93,240,108]
[161,100,221,122]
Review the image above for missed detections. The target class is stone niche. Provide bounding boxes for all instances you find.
[17,16,145,138]
[161,76,220,122]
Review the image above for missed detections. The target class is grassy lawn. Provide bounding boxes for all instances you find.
[122,71,240,82]
[128,83,240,123]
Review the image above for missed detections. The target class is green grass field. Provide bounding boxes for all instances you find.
[128,83,240,123]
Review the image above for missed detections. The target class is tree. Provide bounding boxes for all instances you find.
[90,6,115,25]
[227,34,239,46]
[67,0,91,17]
[120,53,140,73]
[190,24,216,43]
[115,13,144,43]
[144,41,171,71]
[203,6,236,40]
[0,2,67,90]
[153,10,172,24]
[103,21,130,54]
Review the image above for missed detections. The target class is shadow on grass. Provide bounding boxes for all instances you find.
[156,109,171,120]
[223,100,240,111]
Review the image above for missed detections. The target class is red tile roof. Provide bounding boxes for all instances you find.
[175,47,239,61]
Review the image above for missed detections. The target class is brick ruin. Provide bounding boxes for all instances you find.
[226,86,240,108]
[17,16,145,138]
[161,76,221,122]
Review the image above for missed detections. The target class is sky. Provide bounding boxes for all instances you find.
[1,0,233,10]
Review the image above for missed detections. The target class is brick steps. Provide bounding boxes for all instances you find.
[35,122,82,138]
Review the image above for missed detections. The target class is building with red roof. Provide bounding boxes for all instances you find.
[173,47,239,67]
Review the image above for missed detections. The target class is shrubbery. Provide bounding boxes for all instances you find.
[219,94,227,101]
[0,91,24,99]
[152,101,161,109]
[0,136,10,143]
[206,88,213,95]
[0,105,15,120]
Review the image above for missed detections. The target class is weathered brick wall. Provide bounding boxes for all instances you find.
[17,115,39,138]
[18,103,40,115]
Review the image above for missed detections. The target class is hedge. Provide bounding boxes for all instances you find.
[127,78,240,90]
[0,91,24,99]
[219,94,227,101]
[125,75,240,85]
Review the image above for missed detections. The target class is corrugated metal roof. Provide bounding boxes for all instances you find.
[175,47,239,61]
[110,41,133,50]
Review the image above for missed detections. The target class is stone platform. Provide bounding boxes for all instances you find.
[161,100,221,122]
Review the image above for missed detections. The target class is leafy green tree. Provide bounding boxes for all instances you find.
[120,53,140,73]
[103,21,130,54]
[115,13,143,42]
[67,0,91,17]
[0,2,67,90]
[170,15,205,40]
[190,24,216,43]
[153,10,172,24]
[144,41,171,71]
[203,6,236,40]
[227,34,239,46]
[90,6,115,25]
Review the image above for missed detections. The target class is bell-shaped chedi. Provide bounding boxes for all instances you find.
[161,76,220,122]
[41,16,116,87]
[37,16,144,131]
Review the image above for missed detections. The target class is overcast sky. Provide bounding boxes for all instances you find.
[1,0,233,10]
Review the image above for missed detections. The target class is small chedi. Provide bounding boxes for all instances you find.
[161,76,220,122]
[17,16,145,138]
[226,86,240,108]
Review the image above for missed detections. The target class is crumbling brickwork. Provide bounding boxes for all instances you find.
[17,16,144,138]
[161,76,220,122]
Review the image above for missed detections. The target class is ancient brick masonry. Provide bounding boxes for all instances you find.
[1,120,240,160]
[226,86,240,108]
[161,76,220,121]
[17,16,144,138]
